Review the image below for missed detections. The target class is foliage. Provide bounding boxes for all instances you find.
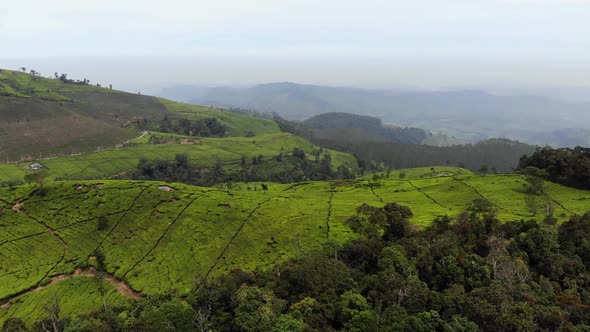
[19,202,590,331]
[518,146,590,189]
[1,171,589,328]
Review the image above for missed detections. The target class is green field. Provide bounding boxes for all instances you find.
[1,170,588,325]
[0,132,356,182]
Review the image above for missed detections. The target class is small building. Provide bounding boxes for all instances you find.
[30,162,44,171]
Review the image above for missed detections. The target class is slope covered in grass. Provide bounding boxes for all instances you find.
[159,99,280,136]
[0,70,283,161]
[0,170,588,324]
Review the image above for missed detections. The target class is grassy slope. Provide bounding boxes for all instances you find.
[1,170,589,324]
[159,98,281,136]
[0,133,355,182]
[0,70,282,161]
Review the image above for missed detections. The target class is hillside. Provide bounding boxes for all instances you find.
[0,132,356,184]
[1,169,589,325]
[301,112,428,144]
[0,70,280,161]
[170,82,590,147]
[276,114,535,173]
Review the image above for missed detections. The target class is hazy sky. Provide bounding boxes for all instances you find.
[2,0,590,93]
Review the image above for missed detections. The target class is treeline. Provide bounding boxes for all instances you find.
[133,116,227,137]
[302,112,428,145]
[275,116,534,173]
[275,113,427,146]
[518,146,590,189]
[316,138,533,174]
[10,202,590,331]
[128,150,354,186]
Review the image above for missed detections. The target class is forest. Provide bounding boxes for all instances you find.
[518,146,590,190]
[274,116,535,173]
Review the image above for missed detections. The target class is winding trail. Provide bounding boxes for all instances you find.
[367,181,385,203]
[0,268,141,309]
[205,197,273,278]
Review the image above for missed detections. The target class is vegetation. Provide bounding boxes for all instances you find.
[187,82,590,146]
[518,146,590,189]
[0,133,356,183]
[293,112,428,144]
[131,150,354,186]
[315,137,534,173]
[3,194,590,330]
[0,169,589,328]
[0,69,281,161]
[2,68,590,331]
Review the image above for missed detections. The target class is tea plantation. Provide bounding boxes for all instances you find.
[1,169,589,324]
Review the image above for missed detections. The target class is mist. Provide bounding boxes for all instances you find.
[3,56,590,101]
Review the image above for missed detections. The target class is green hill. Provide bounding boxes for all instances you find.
[0,70,281,161]
[0,132,355,182]
[1,170,589,325]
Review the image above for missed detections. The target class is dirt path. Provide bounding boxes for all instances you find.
[0,268,141,308]
[119,131,148,147]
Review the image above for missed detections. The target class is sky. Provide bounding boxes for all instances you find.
[2,0,590,94]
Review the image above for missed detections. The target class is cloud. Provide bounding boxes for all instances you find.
[1,0,589,60]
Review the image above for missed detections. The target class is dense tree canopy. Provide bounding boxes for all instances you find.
[518,146,590,189]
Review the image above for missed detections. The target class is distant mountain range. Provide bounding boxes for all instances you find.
[158,82,590,147]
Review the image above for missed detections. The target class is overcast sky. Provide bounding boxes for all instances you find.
[2,0,590,93]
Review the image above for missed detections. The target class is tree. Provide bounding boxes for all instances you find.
[1,318,28,332]
[97,216,109,231]
[233,285,285,332]
[479,165,489,175]
[292,147,306,159]
[40,296,63,332]
[382,203,413,240]
[19,67,26,73]
[24,170,48,191]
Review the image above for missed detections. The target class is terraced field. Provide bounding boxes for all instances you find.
[0,132,356,182]
[1,170,588,324]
